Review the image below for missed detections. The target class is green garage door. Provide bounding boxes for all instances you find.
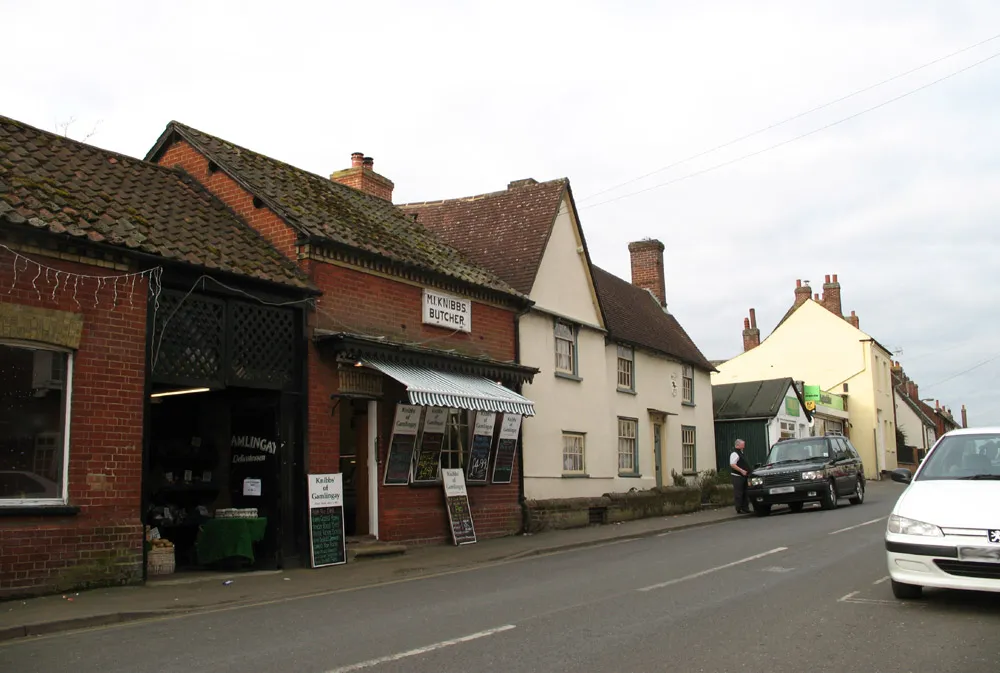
[714,420,770,473]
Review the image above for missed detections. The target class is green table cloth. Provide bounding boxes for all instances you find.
[196,517,268,565]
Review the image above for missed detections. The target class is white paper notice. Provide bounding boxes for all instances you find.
[243,478,262,496]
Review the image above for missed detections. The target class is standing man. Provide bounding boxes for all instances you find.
[730,439,751,514]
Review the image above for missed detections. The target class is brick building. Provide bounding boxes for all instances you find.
[0,115,312,597]
[146,123,537,546]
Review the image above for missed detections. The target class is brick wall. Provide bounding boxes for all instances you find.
[374,391,522,544]
[156,140,301,261]
[0,250,147,598]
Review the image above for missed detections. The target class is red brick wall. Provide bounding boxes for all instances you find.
[0,251,147,598]
[374,393,521,544]
[156,140,301,261]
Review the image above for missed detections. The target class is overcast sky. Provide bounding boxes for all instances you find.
[7,0,1000,425]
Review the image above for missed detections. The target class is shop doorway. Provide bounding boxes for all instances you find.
[146,388,286,572]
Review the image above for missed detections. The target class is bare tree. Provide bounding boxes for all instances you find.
[54,116,103,142]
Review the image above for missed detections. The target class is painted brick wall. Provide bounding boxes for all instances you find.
[0,250,147,598]
[156,140,301,262]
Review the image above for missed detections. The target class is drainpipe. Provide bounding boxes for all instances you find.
[513,303,532,534]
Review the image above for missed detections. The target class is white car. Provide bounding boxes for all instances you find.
[886,427,1000,600]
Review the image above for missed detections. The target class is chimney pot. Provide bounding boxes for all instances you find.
[832,273,838,283]
[351,152,364,168]
[825,274,831,283]
[749,307,757,329]
[362,156,374,170]
[744,317,750,329]
[796,279,802,288]
[814,293,820,301]
[961,404,968,428]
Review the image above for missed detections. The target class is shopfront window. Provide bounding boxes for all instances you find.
[0,342,72,504]
[441,409,471,470]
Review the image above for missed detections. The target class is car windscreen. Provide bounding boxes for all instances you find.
[916,433,1000,481]
[765,439,830,465]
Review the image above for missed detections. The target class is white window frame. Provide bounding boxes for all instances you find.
[682,364,694,404]
[616,345,634,391]
[617,417,638,475]
[562,432,585,474]
[554,320,577,377]
[779,419,796,439]
[0,340,73,506]
[681,425,696,475]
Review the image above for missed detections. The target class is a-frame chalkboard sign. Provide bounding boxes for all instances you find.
[441,468,476,545]
[308,473,347,568]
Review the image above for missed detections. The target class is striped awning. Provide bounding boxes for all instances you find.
[362,358,535,417]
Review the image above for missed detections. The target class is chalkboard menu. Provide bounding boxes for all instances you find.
[383,404,421,485]
[491,413,523,484]
[308,473,346,568]
[412,407,448,483]
[442,469,476,545]
[466,411,496,483]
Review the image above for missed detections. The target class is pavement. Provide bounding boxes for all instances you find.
[0,503,743,642]
[6,481,1000,673]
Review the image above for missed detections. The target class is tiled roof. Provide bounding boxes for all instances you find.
[0,115,310,289]
[713,378,798,420]
[398,178,568,295]
[590,265,716,372]
[149,123,522,300]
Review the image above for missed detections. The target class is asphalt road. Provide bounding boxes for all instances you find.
[4,482,1000,673]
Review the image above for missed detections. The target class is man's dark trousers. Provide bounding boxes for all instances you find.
[731,473,748,513]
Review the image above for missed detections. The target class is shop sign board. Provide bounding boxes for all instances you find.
[491,413,522,484]
[308,473,346,568]
[422,288,471,333]
[383,404,421,485]
[442,469,476,545]
[412,407,448,483]
[466,411,496,483]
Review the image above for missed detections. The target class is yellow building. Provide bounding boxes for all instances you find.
[713,277,897,479]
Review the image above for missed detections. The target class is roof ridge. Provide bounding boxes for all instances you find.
[398,178,568,208]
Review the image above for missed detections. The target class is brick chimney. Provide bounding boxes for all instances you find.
[907,380,919,400]
[846,310,859,329]
[742,308,761,351]
[794,279,811,308]
[330,152,395,202]
[628,239,666,308]
[821,274,843,316]
[961,404,968,428]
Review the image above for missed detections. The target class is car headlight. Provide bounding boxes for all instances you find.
[749,477,763,487]
[887,514,943,537]
[801,471,825,480]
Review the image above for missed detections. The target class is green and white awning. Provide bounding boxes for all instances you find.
[363,358,535,416]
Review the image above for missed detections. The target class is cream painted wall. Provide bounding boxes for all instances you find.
[713,300,895,478]
[604,347,715,493]
[894,390,935,454]
[529,195,602,326]
[520,308,615,500]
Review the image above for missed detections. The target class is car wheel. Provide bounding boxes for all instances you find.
[849,478,865,505]
[752,502,771,517]
[788,502,805,513]
[820,480,838,510]
[891,579,922,600]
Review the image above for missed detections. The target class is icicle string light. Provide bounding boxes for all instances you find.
[1,244,162,311]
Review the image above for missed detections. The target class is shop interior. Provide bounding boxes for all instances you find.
[146,386,284,574]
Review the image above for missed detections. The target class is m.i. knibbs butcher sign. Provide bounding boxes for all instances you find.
[422,289,471,333]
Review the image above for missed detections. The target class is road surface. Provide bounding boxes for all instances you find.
[4,482,999,672]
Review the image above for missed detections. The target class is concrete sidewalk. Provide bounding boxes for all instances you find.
[0,505,743,642]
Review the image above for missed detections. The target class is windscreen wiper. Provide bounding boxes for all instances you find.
[958,474,1000,480]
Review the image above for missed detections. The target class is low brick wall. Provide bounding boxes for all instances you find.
[525,486,723,534]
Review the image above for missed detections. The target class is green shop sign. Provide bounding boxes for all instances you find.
[802,385,845,411]
[785,397,800,417]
